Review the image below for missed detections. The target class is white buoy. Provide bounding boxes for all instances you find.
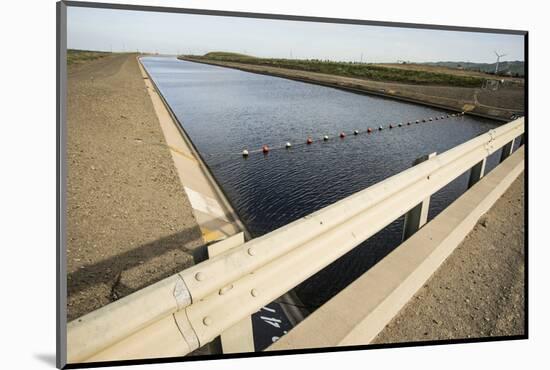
[379,126,383,130]
[416,120,420,123]
[285,142,292,148]
[323,135,329,141]
[242,149,249,157]
[398,122,402,127]
[354,130,359,135]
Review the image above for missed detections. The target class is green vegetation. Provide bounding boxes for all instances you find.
[182,52,487,87]
[67,49,110,65]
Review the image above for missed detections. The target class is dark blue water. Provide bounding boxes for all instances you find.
[141,56,508,309]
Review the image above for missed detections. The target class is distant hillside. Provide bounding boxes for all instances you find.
[423,61,524,77]
[203,51,258,61]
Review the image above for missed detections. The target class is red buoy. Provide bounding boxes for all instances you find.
[340,132,346,138]
[262,145,269,153]
[367,128,372,133]
[306,137,313,144]
[389,124,394,129]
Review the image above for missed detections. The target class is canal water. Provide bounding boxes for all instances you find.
[141,56,508,311]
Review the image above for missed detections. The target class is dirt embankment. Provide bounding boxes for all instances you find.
[66,53,203,321]
[374,63,524,83]
[181,57,524,121]
[374,174,525,343]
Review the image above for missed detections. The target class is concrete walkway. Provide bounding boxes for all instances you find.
[373,173,525,343]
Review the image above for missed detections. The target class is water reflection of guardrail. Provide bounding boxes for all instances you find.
[67,117,524,363]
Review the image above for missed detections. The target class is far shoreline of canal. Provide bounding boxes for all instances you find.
[180,56,521,123]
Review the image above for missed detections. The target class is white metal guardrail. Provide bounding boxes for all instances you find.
[67,117,524,363]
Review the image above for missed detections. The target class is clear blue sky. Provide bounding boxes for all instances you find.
[67,6,524,63]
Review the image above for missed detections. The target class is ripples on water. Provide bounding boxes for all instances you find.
[142,56,509,309]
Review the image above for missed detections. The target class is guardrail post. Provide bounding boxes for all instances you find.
[520,134,525,146]
[206,233,255,354]
[500,138,515,162]
[402,152,436,241]
[468,158,487,188]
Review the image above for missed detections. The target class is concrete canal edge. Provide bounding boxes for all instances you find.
[138,57,245,245]
[137,57,306,350]
[181,57,519,123]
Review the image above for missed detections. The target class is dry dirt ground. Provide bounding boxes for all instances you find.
[66,53,203,321]
[183,58,524,120]
[373,173,525,343]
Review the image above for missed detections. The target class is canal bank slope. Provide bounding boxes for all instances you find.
[373,174,525,343]
[180,57,523,121]
[67,53,203,321]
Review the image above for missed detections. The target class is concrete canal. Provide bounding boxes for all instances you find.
[141,56,515,315]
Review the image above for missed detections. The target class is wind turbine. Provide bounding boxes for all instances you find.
[494,51,507,74]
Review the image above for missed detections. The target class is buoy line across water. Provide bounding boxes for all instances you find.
[240,112,466,158]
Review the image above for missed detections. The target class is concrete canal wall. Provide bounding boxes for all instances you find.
[138,57,246,246]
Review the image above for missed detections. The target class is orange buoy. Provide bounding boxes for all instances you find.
[306,137,313,144]
[262,145,269,153]
[340,132,346,138]
[389,124,394,129]
[367,128,372,133]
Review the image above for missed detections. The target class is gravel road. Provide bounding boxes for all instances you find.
[66,53,203,321]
